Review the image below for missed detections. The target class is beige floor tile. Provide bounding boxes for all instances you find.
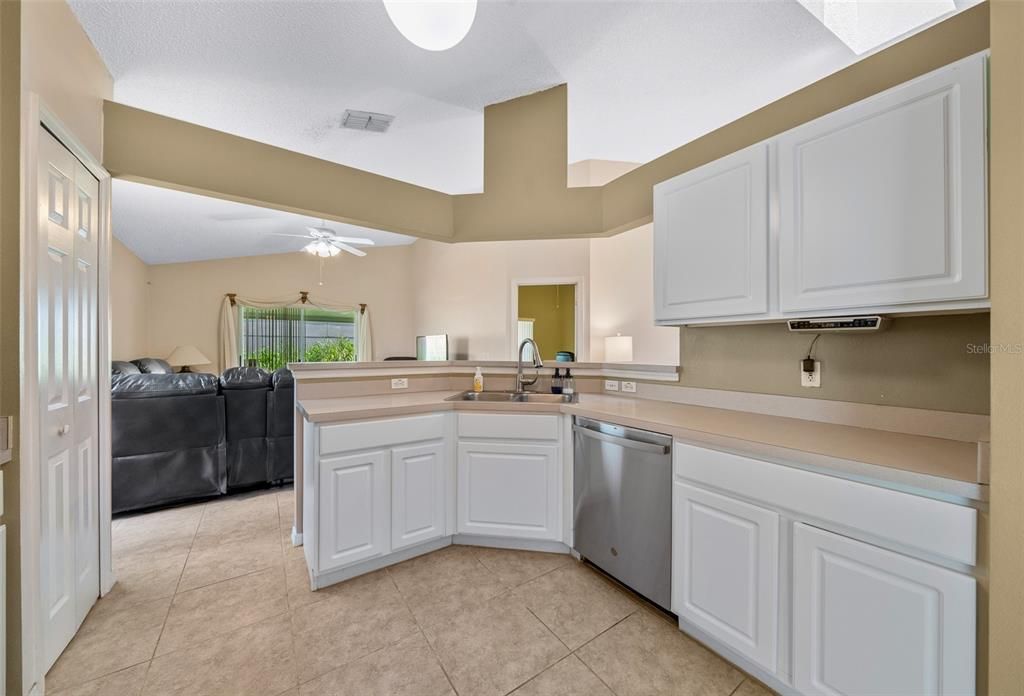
[298,632,454,696]
[46,597,170,692]
[734,679,779,696]
[285,555,324,609]
[49,662,150,696]
[516,562,638,649]
[510,655,614,696]
[291,570,419,681]
[576,609,744,696]
[113,506,204,558]
[388,545,509,627]
[143,614,297,696]
[102,551,188,610]
[178,529,283,591]
[424,593,569,696]
[471,547,573,587]
[157,565,288,656]
[197,492,281,538]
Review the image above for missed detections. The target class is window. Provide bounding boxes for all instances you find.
[240,306,356,370]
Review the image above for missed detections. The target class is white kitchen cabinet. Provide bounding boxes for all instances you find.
[777,53,987,313]
[672,481,779,672]
[792,523,976,696]
[653,142,769,322]
[457,440,561,540]
[318,449,391,572]
[391,441,447,551]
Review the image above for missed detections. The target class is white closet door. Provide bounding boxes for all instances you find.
[39,128,99,670]
[793,523,976,696]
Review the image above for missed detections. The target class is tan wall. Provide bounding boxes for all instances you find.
[145,248,417,370]
[988,0,1024,692]
[0,3,21,694]
[678,314,991,415]
[110,239,149,361]
[411,238,590,361]
[518,285,575,361]
[589,224,679,365]
[22,0,112,161]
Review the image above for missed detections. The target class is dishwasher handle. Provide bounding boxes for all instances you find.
[573,425,670,454]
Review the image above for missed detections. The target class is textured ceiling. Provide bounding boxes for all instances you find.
[72,0,980,261]
[113,179,416,265]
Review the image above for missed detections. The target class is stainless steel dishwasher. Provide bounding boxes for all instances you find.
[573,417,672,611]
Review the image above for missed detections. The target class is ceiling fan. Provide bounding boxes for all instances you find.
[273,225,375,257]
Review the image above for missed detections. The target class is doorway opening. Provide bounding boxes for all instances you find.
[510,278,585,362]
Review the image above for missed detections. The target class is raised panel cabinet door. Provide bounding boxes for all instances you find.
[391,440,446,551]
[778,54,987,313]
[653,142,769,322]
[793,523,976,696]
[457,441,560,540]
[318,450,391,572]
[672,482,779,672]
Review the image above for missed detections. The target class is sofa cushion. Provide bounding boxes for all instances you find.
[111,360,141,375]
[112,372,219,399]
[221,366,272,390]
[131,357,174,374]
[271,367,293,389]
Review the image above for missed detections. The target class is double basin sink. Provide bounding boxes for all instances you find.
[446,390,578,404]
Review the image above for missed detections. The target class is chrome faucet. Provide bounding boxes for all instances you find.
[516,338,544,393]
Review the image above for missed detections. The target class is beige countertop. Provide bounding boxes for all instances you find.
[297,391,987,503]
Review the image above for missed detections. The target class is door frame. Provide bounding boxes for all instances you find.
[509,276,587,362]
[20,94,113,695]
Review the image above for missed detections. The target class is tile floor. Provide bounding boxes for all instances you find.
[47,487,776,696]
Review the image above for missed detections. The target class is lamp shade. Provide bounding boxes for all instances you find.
[605,335,634,363]
[166,345,211,368]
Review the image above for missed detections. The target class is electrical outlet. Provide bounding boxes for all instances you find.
[621,381,637,393]
[800,361,821,388]
[391,378,409,389]
[604,380,620,391]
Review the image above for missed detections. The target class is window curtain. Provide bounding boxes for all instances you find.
[218,293,373,372]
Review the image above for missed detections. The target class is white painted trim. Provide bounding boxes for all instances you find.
[290,528,302,547]
[451,535,570,554]
[310,536,452,589]
[20,96,114,695]
[509,276,588,362]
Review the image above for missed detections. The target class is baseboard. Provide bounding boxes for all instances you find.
[290,527,302,547]
[676,616,799,696]
[311,537,452,589]
[451,534,570,554]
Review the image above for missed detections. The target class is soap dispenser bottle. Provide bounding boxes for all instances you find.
[473,367,484,393]
[551,368,563,394]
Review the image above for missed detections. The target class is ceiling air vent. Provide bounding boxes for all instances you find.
[341,110,395,133]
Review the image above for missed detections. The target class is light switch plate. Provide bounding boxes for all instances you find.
[391,378,409,389]
[604,380,620,391]
[621,381,637,393]
[800,361,821,388]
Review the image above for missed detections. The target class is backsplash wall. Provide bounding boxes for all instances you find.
[678,313,991,415]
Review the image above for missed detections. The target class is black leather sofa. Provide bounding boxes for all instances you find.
[111,358,294,514]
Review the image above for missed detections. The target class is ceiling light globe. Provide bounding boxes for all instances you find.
[383,0,477,52]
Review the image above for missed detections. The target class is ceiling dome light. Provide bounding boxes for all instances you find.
[383,0,477,52]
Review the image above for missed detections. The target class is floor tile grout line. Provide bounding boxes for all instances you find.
[384,567,461,696]
[569,607,638,657]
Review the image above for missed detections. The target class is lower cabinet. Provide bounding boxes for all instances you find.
[456,440,561,540]
[792,523,976,696]
[672,481,779,672]
[391,441,447,552]
[318,449,391,571]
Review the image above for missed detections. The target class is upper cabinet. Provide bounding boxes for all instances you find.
[778,55,987,313]
[652,53,988,326]
[653,143,769,322]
